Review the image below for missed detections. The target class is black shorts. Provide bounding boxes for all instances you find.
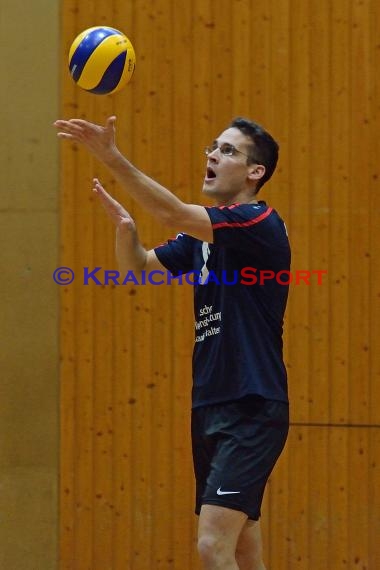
[191,395,289,521]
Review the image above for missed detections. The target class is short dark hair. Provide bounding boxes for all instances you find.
[229,117,279,191]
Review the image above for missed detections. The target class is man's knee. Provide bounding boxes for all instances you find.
[197,505,247,567]
[197,533,235,566]
[197,534,217,562]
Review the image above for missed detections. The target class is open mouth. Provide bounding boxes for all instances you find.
[205,166,216,181]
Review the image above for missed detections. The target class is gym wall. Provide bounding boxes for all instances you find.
[58,2,380,569]
[0,1,59,569]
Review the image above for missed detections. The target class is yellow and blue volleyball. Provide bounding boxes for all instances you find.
[68,26,136,95]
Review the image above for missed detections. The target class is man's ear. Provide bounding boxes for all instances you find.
[247,164,266,183]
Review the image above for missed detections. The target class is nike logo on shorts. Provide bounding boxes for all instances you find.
[217,486,241,495]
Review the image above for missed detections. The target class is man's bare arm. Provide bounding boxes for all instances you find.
[54,116,213,243]
[93,179,166,277]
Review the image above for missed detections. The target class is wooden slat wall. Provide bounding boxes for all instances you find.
[59,1,380,568]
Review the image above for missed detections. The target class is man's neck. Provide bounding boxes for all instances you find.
[214,196,259,207]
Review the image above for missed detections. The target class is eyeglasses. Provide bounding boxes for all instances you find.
[204,142,250,159]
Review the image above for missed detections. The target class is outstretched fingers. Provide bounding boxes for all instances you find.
[92,178,117,206]
[105,116,117,130]
[54,119,85,140]
[93,177,109,195]
[54,116,115,134]
[92,178,134,229]
[54,116,118,161]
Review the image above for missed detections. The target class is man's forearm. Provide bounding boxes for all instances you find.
[116,225,147,276]
[54,117,193,232]
[105,150,184,227]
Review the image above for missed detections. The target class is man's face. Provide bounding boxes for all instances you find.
[202,127,256,203]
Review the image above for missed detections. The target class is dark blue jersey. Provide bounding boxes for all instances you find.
[154,201,291,408]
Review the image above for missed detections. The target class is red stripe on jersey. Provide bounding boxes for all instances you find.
[217,203,241,210]
[212,207,273,229]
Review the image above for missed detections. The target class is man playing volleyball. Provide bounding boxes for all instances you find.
[55,115,290,570]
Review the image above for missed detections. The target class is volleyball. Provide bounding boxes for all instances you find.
[68,26,136,95]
